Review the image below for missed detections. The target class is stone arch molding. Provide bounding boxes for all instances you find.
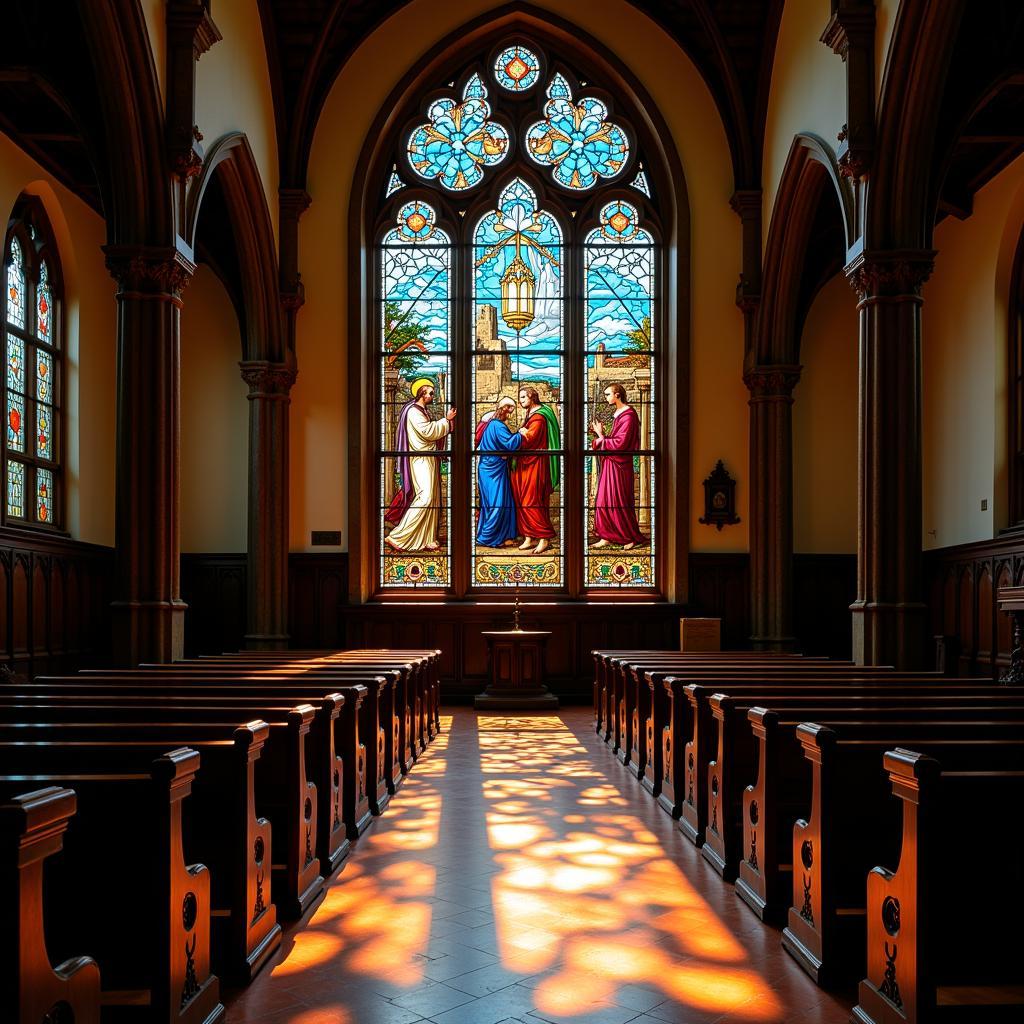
[184,132,284,365]
[754,133,855,367]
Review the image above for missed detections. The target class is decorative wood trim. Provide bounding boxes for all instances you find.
[924,536,1023,679]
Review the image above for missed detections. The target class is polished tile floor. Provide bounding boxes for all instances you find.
[225,709,853,1024]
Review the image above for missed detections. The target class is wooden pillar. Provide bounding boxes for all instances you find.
[240,361,297,650]
[105,246,194,665]
[745,365,801,650]
[846,250,934,667]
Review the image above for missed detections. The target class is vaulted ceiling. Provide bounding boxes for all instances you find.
[255,0,786,189]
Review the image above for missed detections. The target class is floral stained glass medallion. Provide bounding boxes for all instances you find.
[37,349,51,404]
[493,44,540,92]
[37,405,51,459]
[36,467,51,522]
[526,73,629,189]
[6,460,24,518]
[7,238,25,328]
[407,74,509,191]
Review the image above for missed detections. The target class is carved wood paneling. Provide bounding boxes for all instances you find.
[0,528,113,679]
[923,534,1024,678]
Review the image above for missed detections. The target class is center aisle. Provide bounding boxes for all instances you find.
[226,709,852,1024]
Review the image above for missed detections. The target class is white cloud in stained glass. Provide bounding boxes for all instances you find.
[7,238,25,328]
[630,168,651,197]
[493,44,540,92]
[36,260,52,342]
[386,168,406,197]
[526,76,629,190]
[407,75,509,191]
[36,467,52,523]
[6,460,24,518]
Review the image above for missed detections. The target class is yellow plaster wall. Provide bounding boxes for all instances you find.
[793,273,858,553]
[762,0,846,247]
[296,0,748,556]
[0,134,116,546]
[923,154,1024,549]
[194,0,279,242]
[180,264,249,552]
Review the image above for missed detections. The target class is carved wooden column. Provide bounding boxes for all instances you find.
[846,250,934,667]
[105,246,194,664]
[731,189,763,354]
[240,360,296,649]
[278,188,312,354]
[745,365,801,650]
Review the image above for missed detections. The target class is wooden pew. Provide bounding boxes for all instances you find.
[670,675,987,847]
[702,688,1024,884]
[853,749,1024,1024]
[618,655,849,779]
[0,690,349,881]
[781,726,1024,986]
[86,663,409,797]
[49,668,400,811]
[736,697,1024,921]
[590,650,816,739]
[0,785,101,1024]
[0,745,225,1024]
[1,702,324,922]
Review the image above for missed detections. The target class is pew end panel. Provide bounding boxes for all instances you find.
[0,785,102,1024]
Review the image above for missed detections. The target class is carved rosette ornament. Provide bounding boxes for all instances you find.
[743,365,802,403]
[240,360,298,400]
[845,250,935,301]
[104,246,196,298]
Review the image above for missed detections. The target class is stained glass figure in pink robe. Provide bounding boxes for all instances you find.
[590,384,646,548]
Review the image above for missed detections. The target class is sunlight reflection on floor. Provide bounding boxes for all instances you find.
[479,715,783,1021]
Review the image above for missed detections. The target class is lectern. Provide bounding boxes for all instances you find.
[475,629,559,710]
[996,585,1024,683]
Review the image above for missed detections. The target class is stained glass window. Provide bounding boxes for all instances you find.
[3,198,62,528]
[376,48,657,595]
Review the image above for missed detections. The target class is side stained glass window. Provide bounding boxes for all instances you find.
[379,201,453,587]
[3,199,63,528]
[379,46,658,596]
[584,201,655,587]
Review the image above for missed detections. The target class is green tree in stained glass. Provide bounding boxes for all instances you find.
[383,300,432,378]
[624,315,651,353]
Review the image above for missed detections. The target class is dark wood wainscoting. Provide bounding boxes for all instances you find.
[924,533,1024,678]
[344,600,686,703]
[1,528,113,678]
[688,552,856,660]
[181,552,349,656]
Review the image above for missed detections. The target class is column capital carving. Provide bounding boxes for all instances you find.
[744,364,802,400]
[240,360,297,397]
[279,187,313,219]
[845,249,936,300]
[104,245,196,296]
[729,189,762,221]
